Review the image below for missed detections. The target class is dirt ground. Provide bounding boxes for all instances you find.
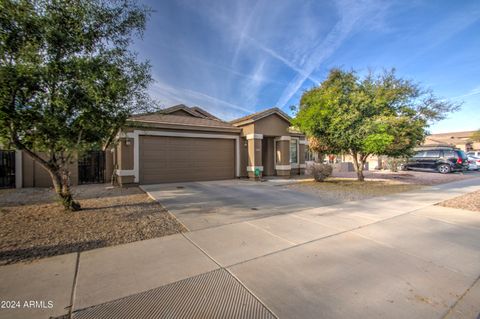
[438,190,480,212]
[286,178,423,202]
[332,170,480,186]
[0,184,186,265]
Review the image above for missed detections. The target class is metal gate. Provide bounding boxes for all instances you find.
[0,150,16,188]
[78,151,105,184]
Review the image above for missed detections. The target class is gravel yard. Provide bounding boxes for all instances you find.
[0,184,186,265]
[286,178,423,202]
[438,190,480,212]
[331,170,480,186]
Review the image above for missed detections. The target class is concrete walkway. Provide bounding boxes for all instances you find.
[1,178,480,319]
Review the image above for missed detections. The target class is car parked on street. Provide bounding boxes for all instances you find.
[403,148,469,174]
[467,156,480,171]
[466,151,480,157]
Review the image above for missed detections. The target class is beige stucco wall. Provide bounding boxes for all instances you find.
[117,138,134,170]
[252,114,290,136]
[247,138,263,178]
[247,139,262,167]
[239,123,254,136]
[299,143,306,164]
[22,151,78,187]
[239,137,248,177]
[105,148,114,184]
[117,175,135,184]
[276,140,290,165]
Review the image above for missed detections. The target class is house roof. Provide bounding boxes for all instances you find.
[230,107,291,126]
[190,106,221,121]
[423,131,476,146]
[128,105,239,131]
[426,131,476,140]
[159,104,203,117]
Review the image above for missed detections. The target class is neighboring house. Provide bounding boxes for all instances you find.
[328,131,480,172]
[114,105,307,185]
[421,131,480,151]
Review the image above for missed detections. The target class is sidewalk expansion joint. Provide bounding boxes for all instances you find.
[441,274,480,319]
[68,251,81,319]
[181,232,279,319]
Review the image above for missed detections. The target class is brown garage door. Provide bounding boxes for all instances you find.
[139,136,235,184]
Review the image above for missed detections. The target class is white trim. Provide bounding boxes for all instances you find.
[299,164,306,168]
[128,118,241,132]
[247,166,264,172]
[127,130,240,183]
[15,150,22,188]
[291,163,299,168]
[299,140,307,145]
[245,133,263,140]
[275,165,291,170]
[133,131,139,182]
[277,136,291,141]
[116,169,135,176]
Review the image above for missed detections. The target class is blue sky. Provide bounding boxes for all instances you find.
[135,0,480,133]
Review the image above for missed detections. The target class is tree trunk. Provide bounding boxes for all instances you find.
[11,134,80,211]
[50,169,81,211]
[351,152,365,182]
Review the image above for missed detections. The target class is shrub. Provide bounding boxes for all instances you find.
[386,157,407,172]
[306,163,333,182]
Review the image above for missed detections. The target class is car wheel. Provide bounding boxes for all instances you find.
[437,164,451,174]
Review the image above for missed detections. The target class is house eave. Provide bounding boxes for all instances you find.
[126,119,242,133]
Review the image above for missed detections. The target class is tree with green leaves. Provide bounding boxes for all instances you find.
[293,69,460,181]
[0,0,153,210]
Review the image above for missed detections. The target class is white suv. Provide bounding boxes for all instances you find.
[467,151,480,157]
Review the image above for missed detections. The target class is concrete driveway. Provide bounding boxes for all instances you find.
[2,178,480,319]
[141,179,336,230]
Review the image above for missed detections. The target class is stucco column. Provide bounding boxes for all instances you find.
[116,137,135,185]
[15,150,22,188]
[275,136,291,177]
[105,148,114,184]
[299,139,306,175]
[246,134,263,179]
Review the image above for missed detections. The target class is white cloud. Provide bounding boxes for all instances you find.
[275,0,392,109]
[451,85,480,100]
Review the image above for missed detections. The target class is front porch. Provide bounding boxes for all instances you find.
[229,108,307,180]
[247,134,306,179]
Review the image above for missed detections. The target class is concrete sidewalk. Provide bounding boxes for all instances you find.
[1,178,480,319]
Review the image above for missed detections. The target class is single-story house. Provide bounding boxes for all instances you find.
[1,105,307,188]
[113,104,307,185]
[422,131,480,151]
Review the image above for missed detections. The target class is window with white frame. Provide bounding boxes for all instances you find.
[305,147,315,161]
[290,139,298,164]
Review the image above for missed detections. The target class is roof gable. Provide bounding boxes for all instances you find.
[230,107,291,126]
[169,109,197,117]
[160,104,203,118]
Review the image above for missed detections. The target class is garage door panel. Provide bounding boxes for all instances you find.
[140,136,235,184]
